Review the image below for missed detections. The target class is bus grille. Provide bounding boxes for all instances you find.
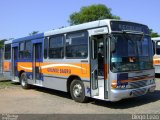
[132,88,147,97]
[129,80,148,89]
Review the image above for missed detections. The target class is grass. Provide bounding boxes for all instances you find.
[0,80,16,88]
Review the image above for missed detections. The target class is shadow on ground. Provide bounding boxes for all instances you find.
[155,74,160,78]
[32,86,72,99]
[2,80,159,109]
[91,90,160,109]
[31,85,160,109]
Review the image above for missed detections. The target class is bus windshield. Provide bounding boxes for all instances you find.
[110,33,153,72]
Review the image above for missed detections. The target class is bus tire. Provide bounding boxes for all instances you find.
[20,72,30,89]
[70,79,88,103]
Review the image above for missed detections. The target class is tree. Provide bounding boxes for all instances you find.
[150,29,160,38]
[0,39,7,48]
[69,4,120,25]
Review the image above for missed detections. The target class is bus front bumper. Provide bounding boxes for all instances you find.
[110,84,156,102]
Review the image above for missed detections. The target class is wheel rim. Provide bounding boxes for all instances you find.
[21,75,26,86]
[73,84,82,98]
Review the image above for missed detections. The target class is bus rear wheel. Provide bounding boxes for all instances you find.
[20,72,30,89]
[70,79,88,103]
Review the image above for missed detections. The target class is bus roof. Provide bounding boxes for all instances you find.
[10,19,149,43]
[12,33,44,43]
[4,39,13,44]
[44,19,149,37]
[152,37,160,41]
[44,19,110,37]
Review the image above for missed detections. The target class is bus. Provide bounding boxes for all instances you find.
[5,19,156,102]
[0,47,4,76]
[3,40,12,79]
[152,37,160,74]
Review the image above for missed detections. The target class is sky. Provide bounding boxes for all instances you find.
[0,0,160,40]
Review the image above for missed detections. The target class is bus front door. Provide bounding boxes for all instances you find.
[12,46,18,81]
[33,43,42,85]
[90,35,108,99]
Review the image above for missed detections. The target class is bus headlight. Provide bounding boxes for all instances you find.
[111,83,128,89]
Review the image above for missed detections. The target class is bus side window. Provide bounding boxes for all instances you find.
[19,42,25,59]
[4,44,11,60]
[156,41,160,55]
[44,37,48,59]
[152,41,155,55]
[66,31,88,59]
[49,35,64,59]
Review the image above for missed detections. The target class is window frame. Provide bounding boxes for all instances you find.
[19,40,32,59]
[65,31,88,59]
[4,44,11,60]
[44,37,49,59]
[156,41,160,55]
[48,35,65,59]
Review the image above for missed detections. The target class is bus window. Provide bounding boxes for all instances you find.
[25,40,32,58]
[152,41,155,55]
[44,37,48,59]
[19,42,25,59]
[156,41,160,55]
[19,41,32,59]
[66,31,88,59]
[49,35,64,59]
[4,44,11,60]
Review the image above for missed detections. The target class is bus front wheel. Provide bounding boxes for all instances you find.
[20,72,30,89]
[70,79,88,103]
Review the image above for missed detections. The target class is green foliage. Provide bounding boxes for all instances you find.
[0,81,15,88]
[0,39,7,48]
[150,29,160,38]
[69,4,120,25]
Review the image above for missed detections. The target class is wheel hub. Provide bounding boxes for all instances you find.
[73,84,82,98]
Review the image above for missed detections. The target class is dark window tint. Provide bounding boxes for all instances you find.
[19,42,25,59]
[4,44,11,60]
[19,41,32,59]
[49,36,64,59]
[152,41,155,55]
[35,43,42,59]
[44,37,48,59]
[25,41,32,58]
[66,31,88,59]
[156,41,160,55]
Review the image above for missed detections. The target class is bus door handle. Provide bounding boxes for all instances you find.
[81,60,88,63]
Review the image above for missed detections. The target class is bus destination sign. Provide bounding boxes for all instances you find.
[110,21,150,34]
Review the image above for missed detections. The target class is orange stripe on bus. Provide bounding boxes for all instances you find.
[153,57,160,65]
[17,62,91,79]
[3,61,11,72]
[104,64,108,80]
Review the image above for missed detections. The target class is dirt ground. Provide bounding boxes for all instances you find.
[0,79,160,114]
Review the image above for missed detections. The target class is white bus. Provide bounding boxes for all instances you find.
[5,19,156,102]
[152,37,160,74]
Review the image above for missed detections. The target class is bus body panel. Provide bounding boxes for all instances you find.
[109,69,155,101]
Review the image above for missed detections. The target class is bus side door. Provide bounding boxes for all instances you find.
[32,39,43,85]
